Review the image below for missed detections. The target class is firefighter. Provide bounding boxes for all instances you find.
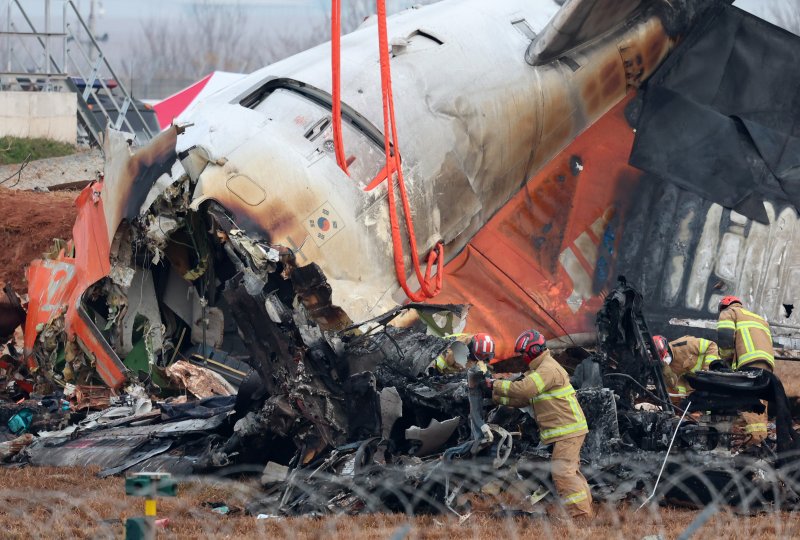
[433,332,495,374]
[653,335,720,396]
[717,296,775,444]
[490,329,592,519]
[716,296,775,372]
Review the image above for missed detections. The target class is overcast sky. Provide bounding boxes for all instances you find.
[28,1,800,49]
[14,0,799,98]
[64,0,800,32]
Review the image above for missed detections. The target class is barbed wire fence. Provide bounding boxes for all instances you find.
[4,453,800,539]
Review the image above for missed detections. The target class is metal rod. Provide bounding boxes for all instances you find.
[5,1,11,74]
[66,7,137,135]
[0,72,67,78]
[62,0,67,74]
[0,31,68,37]
[44,0,50,88]
[8,25,48,77]
[637,400,692,511]
[65,0,154,139]
[10,0,65,75]
[671,316,800,333]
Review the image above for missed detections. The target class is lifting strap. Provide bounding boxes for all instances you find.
[331,0,349,175]
[330,0,444,302]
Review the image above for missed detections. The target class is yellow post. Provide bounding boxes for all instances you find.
[145,499,157,517]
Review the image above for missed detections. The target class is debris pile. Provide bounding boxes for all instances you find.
[3,226,799,515]
[1,0,800,523]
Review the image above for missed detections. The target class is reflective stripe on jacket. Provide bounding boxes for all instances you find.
[717,305,775,371]
[492,350,588,444]
[665,336,720,394]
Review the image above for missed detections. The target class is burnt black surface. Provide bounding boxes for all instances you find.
[631,4,800,223]
[596,277,670,408]
[577,388,621,459]
[345,372,382,442]
[344,326,450,382]
[122,127,178,222]
[223,281,348,449]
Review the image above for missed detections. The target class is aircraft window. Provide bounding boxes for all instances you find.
[405,29,445,52]
[512,19,536,40]
[251,87,385,188]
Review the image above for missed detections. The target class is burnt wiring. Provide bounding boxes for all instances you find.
[184,211,208,356]
[0,153,32,187]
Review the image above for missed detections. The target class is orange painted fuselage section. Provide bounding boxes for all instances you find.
[436,96,641,359]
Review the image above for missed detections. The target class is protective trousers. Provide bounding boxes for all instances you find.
[736,364,771,446]
[738,406,769,445]
[551,433,592,518]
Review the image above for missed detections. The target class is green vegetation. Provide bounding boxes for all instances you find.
[0,136,76,165]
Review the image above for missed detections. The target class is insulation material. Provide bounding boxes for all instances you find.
[0,433,34,461]
[166,360,236,398]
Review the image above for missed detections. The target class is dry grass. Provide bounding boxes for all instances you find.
[1,467,800,539]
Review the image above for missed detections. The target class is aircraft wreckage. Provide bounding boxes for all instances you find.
[2,0,800,516]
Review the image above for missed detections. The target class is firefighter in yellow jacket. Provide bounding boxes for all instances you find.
[491,329,592,518]
[716,296,775,372]
[653,335,720,396]
[433,333,495,374]
[717,295,775,443]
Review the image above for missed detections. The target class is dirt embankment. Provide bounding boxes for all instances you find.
[0,187,77,293]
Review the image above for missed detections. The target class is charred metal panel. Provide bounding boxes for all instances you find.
[577,387,620,457]
[344,372,382,442]
[617,186,800,344]
[433,11,800,357]
[630,4,800,223]
[223,282,348,448]
[102,126,178,243]
[24,184,129,389]
[343,326,450,382]
[291,263,352,332]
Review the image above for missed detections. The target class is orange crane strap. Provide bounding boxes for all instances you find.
[331,0,349,175]
[330,0,444,301]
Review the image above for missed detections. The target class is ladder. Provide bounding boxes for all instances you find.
[0,0,155,148]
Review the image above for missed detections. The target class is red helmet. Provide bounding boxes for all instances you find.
[469,333,495,362]
[719,295,742,312]
[514,330,547,362]
[653,335,671,364]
